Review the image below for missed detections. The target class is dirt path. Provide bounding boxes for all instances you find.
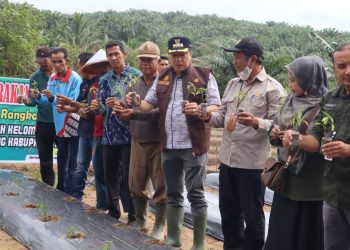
[0,163,223,250]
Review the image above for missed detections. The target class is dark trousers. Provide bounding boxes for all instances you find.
[56,136,79,194]
[35,121,58,186]
[219,163,265,250]
[323,202,350,250]
[102,144,134,220]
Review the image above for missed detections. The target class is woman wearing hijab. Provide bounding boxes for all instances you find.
[264,55,328,250]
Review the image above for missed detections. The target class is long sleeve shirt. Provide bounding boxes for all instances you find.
[309,86,350,208]
[98,65,141,145]
[37,68,82,136]
[209,68,287,169]
[25,68,54,123]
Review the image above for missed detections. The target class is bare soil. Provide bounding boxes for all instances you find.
[0,163,224,250]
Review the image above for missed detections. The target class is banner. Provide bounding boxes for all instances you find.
[0,77,39,162]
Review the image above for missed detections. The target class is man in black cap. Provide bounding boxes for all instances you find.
[127,36,221,249]
[203,37,286,250]
[17,46,58,186]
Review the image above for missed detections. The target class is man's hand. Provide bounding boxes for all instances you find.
[90,99,99,111]
[126,92,141,107]
[322,141,350,158]
[78,107,93,119]
[118,109,135,120]
[271,125,285,140]
[16,96,29,105]
[237,111,259,129]
[112,100,125,115]
[184,102,200,116]
[29,89,40,99]
[41,89,53,99]
[56,94,73,105]
[56,104,65,113]
[106,97,117,108]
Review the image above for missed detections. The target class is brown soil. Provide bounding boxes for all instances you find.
[38,215,61,223]
[0,163,224,250]
[22,204,40,208]
[2,192,19,196]
[66,231,86,239]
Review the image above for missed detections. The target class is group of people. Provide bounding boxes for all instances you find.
[18,36,350,250]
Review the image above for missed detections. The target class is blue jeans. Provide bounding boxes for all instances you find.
[57,136,79,194]
[71,136,107,209]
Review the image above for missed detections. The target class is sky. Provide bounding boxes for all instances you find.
[11,0,350,32]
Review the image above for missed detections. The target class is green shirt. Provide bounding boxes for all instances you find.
[309,85,350,208]
[26,68,54,123]
[282,152,324,201]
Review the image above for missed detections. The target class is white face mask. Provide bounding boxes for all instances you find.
[238,58,252,81]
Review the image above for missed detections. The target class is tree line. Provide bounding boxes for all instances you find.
[1,0,350,93]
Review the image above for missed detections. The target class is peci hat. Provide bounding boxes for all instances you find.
[82,49,111,74]
[136,41,160,58]
[224,37,264,59]
[35,46,51,63]
[168,36,192,53]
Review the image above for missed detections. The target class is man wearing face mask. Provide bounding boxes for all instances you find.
[204,37,286,250]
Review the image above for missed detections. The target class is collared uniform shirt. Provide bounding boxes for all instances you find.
[209,68,287,169]
[145,73,221,149]
[98,65,141,145]
[309,85,350,208]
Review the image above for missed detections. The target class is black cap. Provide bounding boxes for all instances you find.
[224,37,264,58]
[168,36,192,53]
[35,46,51,63]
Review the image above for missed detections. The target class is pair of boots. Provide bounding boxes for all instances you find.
[165,206,207,250]
[132,198,166,240]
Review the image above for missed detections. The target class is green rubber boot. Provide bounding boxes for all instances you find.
[165,206,184,247]
[191,213,207,250]
[132,198,148,231]
[151,203,166,240]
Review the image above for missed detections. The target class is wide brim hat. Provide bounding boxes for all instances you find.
[82,49,111,74]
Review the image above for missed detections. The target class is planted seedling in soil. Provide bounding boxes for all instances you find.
[101,241,113,250]
[145,238,165,245]
[22,203,39,208]
[2,192,19,196]
[63,196,78,202]
[14,177,21,186]
[66,226,86,239]
[38,203,60,222]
